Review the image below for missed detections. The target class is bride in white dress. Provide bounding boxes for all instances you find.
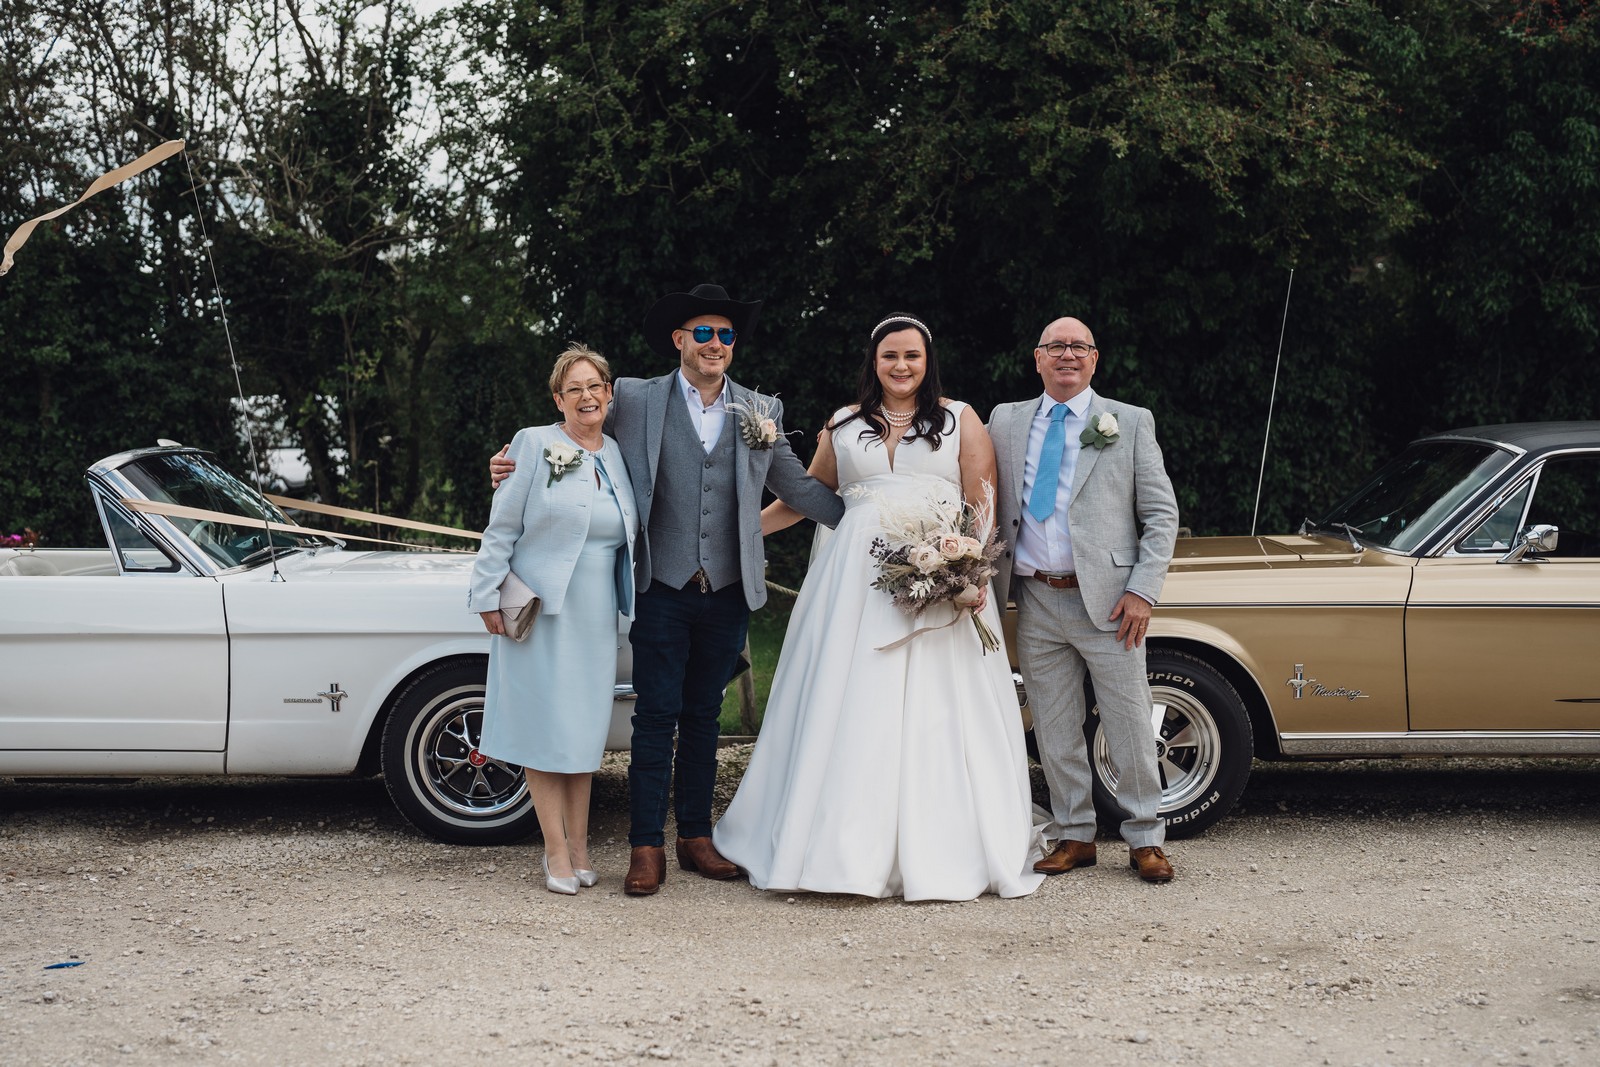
[713,314,1045,901]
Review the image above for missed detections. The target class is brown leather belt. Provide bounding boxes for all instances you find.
[1026,571,1079,590]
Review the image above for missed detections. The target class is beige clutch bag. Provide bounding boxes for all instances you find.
[498,571,542,642]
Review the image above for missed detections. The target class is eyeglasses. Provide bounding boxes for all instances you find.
[687,325,738,345]
[561,381,609,400]
[1037,341,1096,360]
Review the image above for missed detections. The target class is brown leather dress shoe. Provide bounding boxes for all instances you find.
[675,836,739,880]
[1033,839,1097,875]
[624,845,666,896]
[1129,846,1175,883]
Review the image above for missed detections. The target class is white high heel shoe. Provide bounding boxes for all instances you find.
[574,868,599,888]
[542,855,579,896]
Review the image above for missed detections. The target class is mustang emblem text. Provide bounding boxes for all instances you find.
[283,684,349,712]
[1287,664,1369,701]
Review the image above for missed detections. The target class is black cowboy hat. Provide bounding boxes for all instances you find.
[642,283,762,361]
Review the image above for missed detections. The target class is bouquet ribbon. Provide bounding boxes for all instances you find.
[873,609,972,652]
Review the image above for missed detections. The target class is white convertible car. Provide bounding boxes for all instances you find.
[0,445,634,843]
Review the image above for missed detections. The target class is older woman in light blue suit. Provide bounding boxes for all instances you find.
[469,344,638,894]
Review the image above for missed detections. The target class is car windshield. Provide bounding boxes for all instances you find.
[1316,440,1515,553]
[118,452,328,569]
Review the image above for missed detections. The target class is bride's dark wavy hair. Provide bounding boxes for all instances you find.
[828,313,951,450]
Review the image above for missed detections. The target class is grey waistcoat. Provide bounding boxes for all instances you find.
[649,393,741,591]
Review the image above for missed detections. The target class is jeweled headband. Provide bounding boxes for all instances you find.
[871,315,932,342]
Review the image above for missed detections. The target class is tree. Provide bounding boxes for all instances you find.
[5,0,1596,556]
[1370,0,1600,431]
[479,0,1431,537]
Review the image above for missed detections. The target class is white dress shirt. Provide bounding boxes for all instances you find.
[677,371,728,453]
[1014,388,1094,577]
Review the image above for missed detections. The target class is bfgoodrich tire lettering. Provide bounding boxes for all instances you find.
[379,660,537,845]
[1086,648,1253,839]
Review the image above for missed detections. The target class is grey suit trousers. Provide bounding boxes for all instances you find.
[1015,579,1165,848]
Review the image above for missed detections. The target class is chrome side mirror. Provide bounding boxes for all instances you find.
[1497,523,1559,564]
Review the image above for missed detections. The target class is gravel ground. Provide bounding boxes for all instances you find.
[3,752,1599,1066]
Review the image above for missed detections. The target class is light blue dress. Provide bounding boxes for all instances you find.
[479,456,628,773]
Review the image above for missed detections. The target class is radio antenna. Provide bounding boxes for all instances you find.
[183,148,282,581]
[1250,268,1295,537]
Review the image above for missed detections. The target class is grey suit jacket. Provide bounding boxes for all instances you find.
[989,393,1179,630]
[607,374,844,609]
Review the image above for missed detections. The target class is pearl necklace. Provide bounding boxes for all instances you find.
[881,406,915,428]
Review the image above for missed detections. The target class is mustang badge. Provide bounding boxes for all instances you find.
[1288,663,1369,701]
[283,683,349,712]
[318,683,349,712]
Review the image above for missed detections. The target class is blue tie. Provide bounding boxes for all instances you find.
[1028,403,1068,522]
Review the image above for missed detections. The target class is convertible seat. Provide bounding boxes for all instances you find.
[0,554,58,576]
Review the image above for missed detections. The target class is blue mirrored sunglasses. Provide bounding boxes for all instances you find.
[689,325,738,345]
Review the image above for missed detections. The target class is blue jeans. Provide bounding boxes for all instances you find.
[628,580,750,847]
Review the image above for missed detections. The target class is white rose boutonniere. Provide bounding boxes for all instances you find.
[1079,411,1120,450]
[726,392,786,450]
[544,442,586,485]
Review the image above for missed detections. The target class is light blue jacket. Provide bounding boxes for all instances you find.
[467,424,639,618]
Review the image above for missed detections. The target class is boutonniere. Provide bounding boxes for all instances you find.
[1079,412,1119,449]
[544,442,586,485]
[726,392,784,451]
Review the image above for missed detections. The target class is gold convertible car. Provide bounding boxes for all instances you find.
[1039,421,1600,837]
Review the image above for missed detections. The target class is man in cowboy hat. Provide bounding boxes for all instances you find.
[491,283,843,895]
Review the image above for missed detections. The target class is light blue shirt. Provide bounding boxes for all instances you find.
[1015,388,1094,577]
[677,371,728,453]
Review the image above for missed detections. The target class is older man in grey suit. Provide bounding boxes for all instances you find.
[493,284,843,896]
[989,316,1180,883]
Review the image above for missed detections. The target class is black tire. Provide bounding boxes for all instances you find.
[1085,648,1253,839]
[379,660,538,845]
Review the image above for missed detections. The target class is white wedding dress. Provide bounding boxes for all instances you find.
[714,401,1046,901]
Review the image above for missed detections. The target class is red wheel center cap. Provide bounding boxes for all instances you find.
[467,748,488,767]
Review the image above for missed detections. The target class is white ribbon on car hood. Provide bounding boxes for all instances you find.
[121,498,479,553]
[263,494,480,541]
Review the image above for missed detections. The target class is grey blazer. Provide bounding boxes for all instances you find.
[468,424,638,617]
[607,374,844,610]
[989,394,1179,630]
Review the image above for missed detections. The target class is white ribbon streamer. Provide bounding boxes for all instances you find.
[1,140,187,276]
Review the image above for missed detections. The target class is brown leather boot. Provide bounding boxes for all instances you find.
[1033,839,1098,875]
[675,836,739,879]
[1129,846,1175,883]
[624,845,666,896]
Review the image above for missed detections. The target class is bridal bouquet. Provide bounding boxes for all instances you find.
[854,478,1005,654]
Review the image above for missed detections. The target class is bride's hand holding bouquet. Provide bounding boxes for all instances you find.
[855,478,1005,654]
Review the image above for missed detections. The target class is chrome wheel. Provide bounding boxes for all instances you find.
[1093,687,1222,815]
[411,689,527,819]
[1086,648,1253,838]
[380,661,539,844]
